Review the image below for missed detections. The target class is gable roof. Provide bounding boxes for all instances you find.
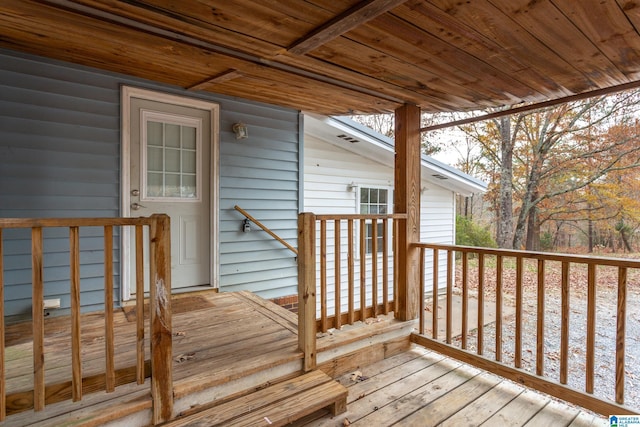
[304,114,487,196]
[2,1,640,115]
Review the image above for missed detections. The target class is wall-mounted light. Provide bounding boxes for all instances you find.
[347,182,357,192]
[232,122,248,140]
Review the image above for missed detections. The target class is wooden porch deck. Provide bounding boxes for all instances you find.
[1,289,612,426]
[3,290,304,426]
[298,345,608,427]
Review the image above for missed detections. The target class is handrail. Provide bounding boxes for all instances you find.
[234,205,298,255]
[0,215,173,423]
[413,242,638,416]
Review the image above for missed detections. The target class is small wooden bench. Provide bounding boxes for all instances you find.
[165,370,348,426]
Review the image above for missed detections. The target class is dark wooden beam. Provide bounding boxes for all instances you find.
[394,104,421,321]
[186,69,243,91]
[420,79,640,132]
[288,0,408,55]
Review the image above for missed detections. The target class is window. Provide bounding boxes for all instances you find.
[360,187,389,254]
[141,110,202,201]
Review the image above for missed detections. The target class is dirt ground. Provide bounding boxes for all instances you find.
[448,257,640,411]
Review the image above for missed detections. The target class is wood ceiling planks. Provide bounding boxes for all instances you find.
[1,0,640,114]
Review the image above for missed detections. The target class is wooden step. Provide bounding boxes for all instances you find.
[163,370,347,427]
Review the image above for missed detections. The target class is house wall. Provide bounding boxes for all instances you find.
[0,49,299,318]
[304,134,454,314]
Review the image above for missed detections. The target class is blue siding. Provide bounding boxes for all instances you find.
[0,49,300,317]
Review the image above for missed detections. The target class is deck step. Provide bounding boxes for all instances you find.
[163,370,347,427]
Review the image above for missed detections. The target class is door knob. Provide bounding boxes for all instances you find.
[131,189,140,196]
[131,202,146,210]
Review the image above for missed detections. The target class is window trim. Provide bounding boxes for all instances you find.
[356,185,393,256]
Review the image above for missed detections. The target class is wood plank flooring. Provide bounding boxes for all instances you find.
[299,345,608,427]
[3,290,303,426]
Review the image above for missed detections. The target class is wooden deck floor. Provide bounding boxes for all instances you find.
[3,290,303,426]
[299,345,608,427]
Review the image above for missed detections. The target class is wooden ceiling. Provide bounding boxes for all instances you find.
[2,0,640,115]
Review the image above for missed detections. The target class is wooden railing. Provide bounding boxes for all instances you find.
[297,212,405,370]
[0,215,173,424]
[412,243,638,416]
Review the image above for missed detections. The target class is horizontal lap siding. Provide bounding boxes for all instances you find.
[421,187,455,292]
[0,53,121,317]
[0,49,300,316]
[304,135,454,314]
[218,101,299,297]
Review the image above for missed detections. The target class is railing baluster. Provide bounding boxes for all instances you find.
[393,219,399,314]
[360,218,366,321]
[536,259,545,376]
[419,247,425,335]
[149,214,173,424]
[477,252,484,355]
[432,249,439,340]
[446,249,453,344]
[515,256,523,368]
[334,220,341,329]
[382,219,389,315]
[348,220,355,324]
[616,266,627,404]
[586,263,596,394]
[371,218,378,317]
[320,220,327,332]
[135,224,145,385]
[560,261,570,384]
[0,229,5,421]
[496,255,503,362]
[70,226,82,401]
[411,242,639,416]
[32,227,45,411]
[104,225,115,393]
[461,251,468,349]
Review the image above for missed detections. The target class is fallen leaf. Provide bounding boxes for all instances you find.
[174,352,196,363]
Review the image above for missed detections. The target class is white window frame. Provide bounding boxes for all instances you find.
[357,185,393,256]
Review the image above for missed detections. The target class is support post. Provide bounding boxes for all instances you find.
[149,214,173,424]
[298,212,317,371]
[394,103,421,321]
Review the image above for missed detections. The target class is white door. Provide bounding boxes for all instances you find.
[128,96,212,291]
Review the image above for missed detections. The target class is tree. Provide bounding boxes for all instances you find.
[455,89,640,251]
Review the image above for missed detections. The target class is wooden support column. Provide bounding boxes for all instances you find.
[394,104,421,321]
[149,214,173,424]
[298,212,317,371]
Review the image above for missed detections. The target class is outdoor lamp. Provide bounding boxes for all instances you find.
[233,122,248,140]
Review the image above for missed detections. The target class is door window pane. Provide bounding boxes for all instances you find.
[143,114,200,200]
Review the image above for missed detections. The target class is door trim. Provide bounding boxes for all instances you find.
[120,86,220,300]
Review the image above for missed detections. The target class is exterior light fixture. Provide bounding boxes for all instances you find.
[347,182,357,192]
[233,122,248,140]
